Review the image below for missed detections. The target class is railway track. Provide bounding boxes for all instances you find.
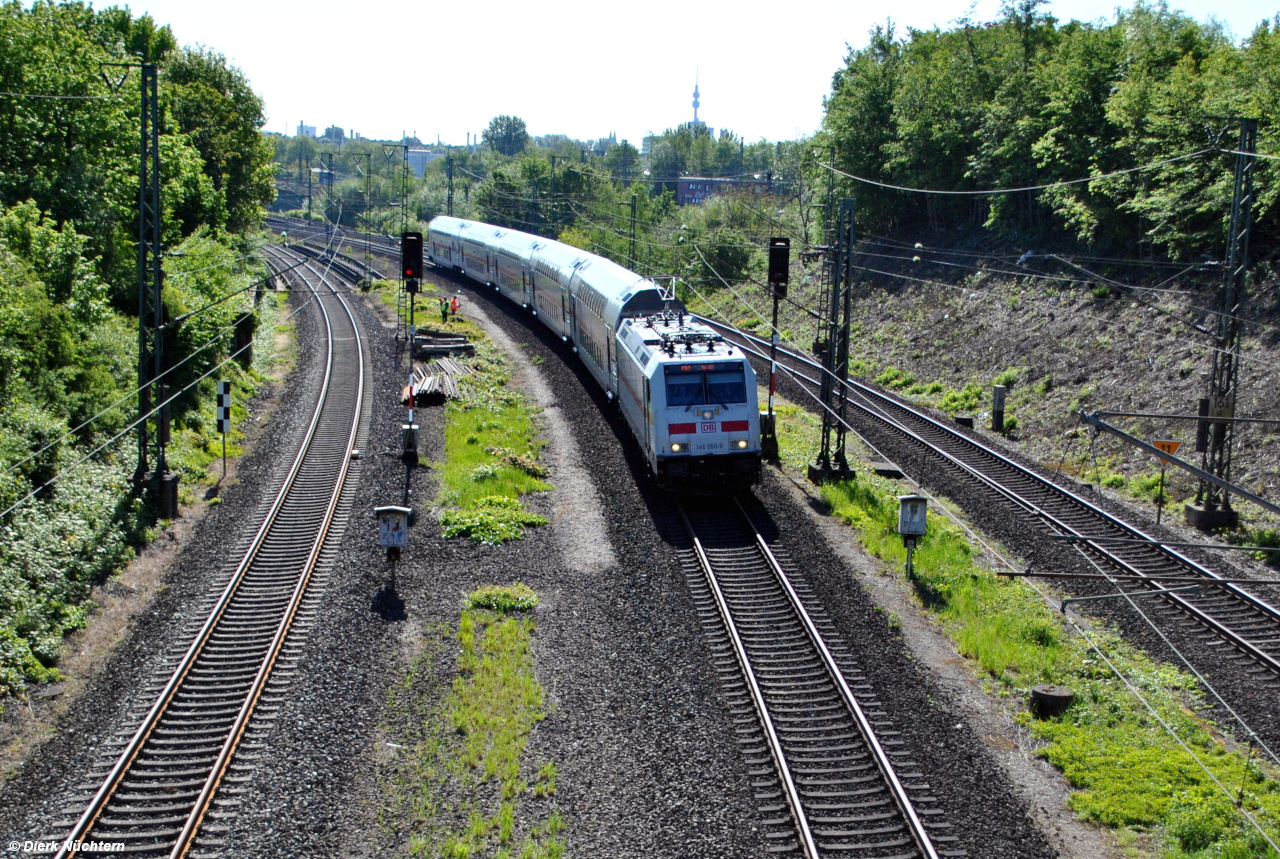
[265,214,400,253]
[706,319,1280,683]
[48,247,368,858]
[673,495,960,858]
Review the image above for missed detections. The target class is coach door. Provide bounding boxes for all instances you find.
[643,377,652,451]
[607,330,617,398]
[561,283,573,342]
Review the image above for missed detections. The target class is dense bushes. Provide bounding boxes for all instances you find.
[0,3,275,708]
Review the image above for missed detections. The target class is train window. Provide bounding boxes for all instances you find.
[706,370,747,404]
[664,364,747,407]
[666,376,704,406]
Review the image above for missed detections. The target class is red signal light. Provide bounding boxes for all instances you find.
[401,231,423,280]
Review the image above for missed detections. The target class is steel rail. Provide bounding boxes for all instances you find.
[734,496,942,859]
[56,247,363,857]
[169,251,366,857]
[673,500,820,859]
[702,318,1280,675]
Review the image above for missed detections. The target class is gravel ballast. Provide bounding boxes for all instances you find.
[3,264,1099,857]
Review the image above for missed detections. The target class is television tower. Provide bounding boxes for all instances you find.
[692,72,700,125]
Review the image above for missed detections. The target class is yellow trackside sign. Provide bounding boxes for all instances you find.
[1153,438,1182,464]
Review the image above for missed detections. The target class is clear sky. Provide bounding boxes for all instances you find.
[93,0,1277,146]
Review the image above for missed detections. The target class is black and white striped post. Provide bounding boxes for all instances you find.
[216,381,231,476]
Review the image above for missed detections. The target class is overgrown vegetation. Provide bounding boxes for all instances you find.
[370,284,550,544]
[772,395,1280,856]
[433,330,550,544]
[383,586,563,857]
[0,2,277,707]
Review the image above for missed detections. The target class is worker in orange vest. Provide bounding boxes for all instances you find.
[450,295,460,318]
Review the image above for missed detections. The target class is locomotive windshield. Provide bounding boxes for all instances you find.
[665,363,747,407]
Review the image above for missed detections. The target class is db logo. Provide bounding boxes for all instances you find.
[700,422,717,434]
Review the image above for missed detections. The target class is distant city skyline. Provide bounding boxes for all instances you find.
[95,0,1278,146]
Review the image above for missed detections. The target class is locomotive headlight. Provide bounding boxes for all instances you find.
[736,440,748,449]
[671,443,683,453]
[701,410,713,420]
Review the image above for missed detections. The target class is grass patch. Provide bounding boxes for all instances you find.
[937,381,983,414]
[875,367,917,390]
[435,353,551,541]
[1127,472,1170,504]
[1226,527,1280,569]
[906,380,946,397]
[382,587,564,858]
[441,497,548,546]
[466,582,539,613]
[771,406,1280,856]
[993,366,1024,389]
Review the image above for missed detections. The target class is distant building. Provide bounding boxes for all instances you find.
[323,125,345,143]
[593,132,617,156]
[641,134,660,155]
[407,149,445,177]
[296,122,316,138]
[676,176,769,206]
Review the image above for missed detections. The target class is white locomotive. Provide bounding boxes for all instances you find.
[426,216,762,490]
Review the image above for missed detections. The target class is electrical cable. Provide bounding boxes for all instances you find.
[0,259,310,483]
[854,241,1280,351]
[862,231,1204,271]
[685,222,1280,845]
[163,247,269,282]
[692,256,1280,841]
[0,89,115,100]
[844,259,1280,377]
[850,244,1269,346]
[0,224,347,487]
[0,292,319,522]
[814,148,1217,196]
[1068,542,1280,770]
[566,203,830,327]
[1221,148,1280,162]
[163,255,308,331]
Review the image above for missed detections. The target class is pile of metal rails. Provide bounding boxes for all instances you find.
[403,356,474,406]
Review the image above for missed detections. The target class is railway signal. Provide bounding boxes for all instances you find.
[402,231,423,292]
[762,237,791,463]
[767,237,790,298]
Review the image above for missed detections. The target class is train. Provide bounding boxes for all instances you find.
[425,216,762,490]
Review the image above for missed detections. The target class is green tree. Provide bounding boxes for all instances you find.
[1030,21,1126,240]
[483,115,530,156]
[648,141,683,180]
[0,2,136,276]
[92,7,176,62]
[164,47,276,234]
[604,140,640,182]
[820,23,905,230]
